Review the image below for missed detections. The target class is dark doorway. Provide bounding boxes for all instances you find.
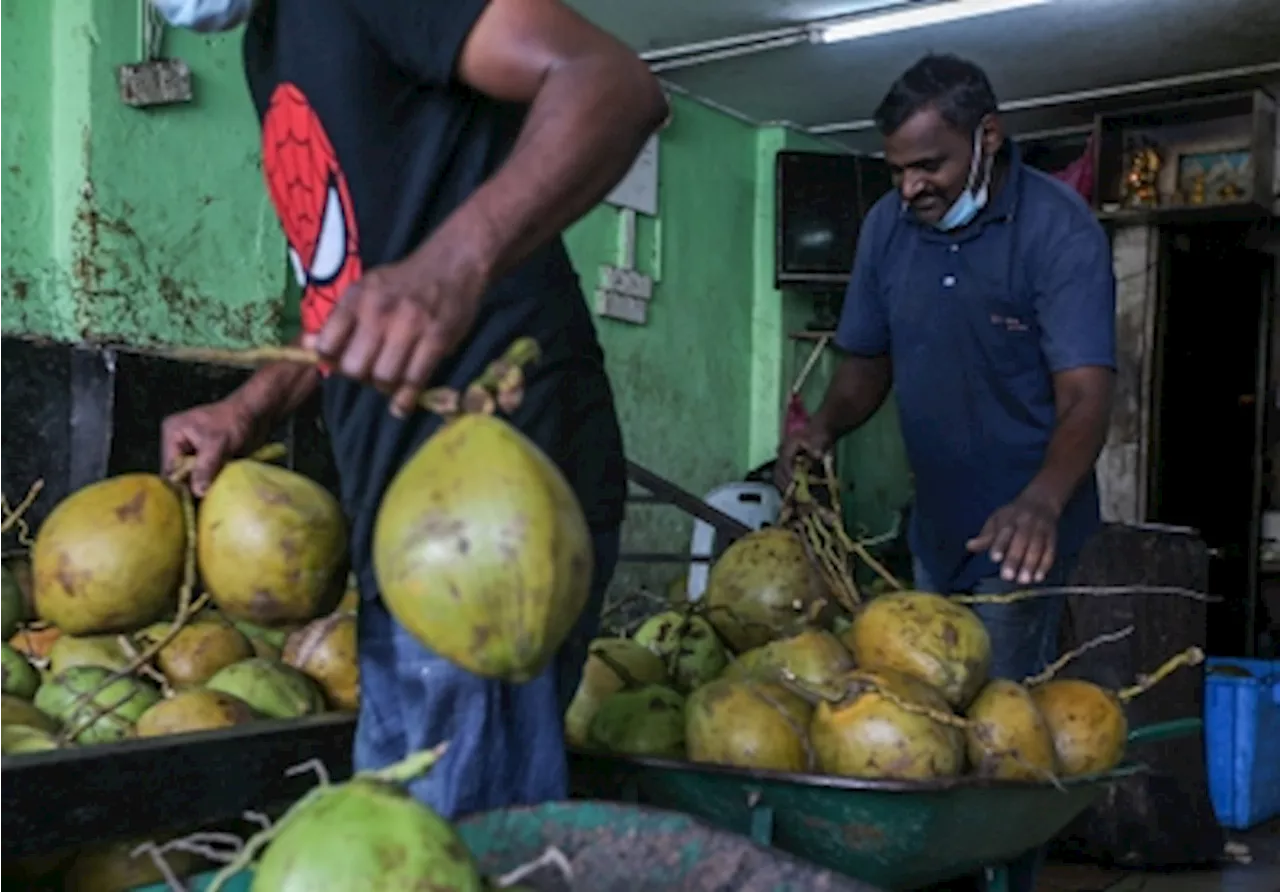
[1147,223,1273,656]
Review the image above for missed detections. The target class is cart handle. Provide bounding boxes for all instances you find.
[1126,717,1202,745]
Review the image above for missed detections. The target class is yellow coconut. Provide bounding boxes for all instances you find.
[686,678,814,773]
[31,474,185,635]
[198,460,347,626]
[810,668,965,781]
[842,591,991,709]
[1031,679,1129,777]
[283,613,359,711]
[964,679,1058,780]
[137,619,256,688]
[703,528,831,653]
[135,689,260,737]
[721,628,853,689]
[373,414,592,682]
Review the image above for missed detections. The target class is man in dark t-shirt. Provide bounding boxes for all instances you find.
[152,0,667,817]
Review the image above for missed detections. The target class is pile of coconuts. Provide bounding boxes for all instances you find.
[566,526,1205,787]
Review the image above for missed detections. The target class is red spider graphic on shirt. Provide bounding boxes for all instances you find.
[261,82,362,336]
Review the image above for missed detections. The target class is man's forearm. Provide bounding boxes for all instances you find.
[1023,375,1113,513]
[419,58,667,285]
[814,355,893,443]
[228,357,319,440]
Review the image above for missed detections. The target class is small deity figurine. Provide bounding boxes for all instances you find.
[1121,141,1162,208]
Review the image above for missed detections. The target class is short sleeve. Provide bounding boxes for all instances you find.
[834,214,890,357]
[342,0,491,86]
[1034,222,1117,373]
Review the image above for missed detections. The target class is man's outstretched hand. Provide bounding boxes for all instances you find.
[775,422,832,493]
[966,490,1061,585]
[307,250,487,419]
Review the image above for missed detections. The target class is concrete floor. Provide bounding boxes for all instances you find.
[1037,820,1280,892]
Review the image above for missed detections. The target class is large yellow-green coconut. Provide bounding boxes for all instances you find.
[842,591,991,709]
[587,684,687,758]
[31,474,186,635]
[564,637,667,747]
[283,613,360,711]
[135,689,260,738]
[1031,679,1129,777]
[703,528,831,653]
[721,628,853,690]
[373,414,593,683]
[198,460,347,626]
[964,679,1058,781]
[633,611,729,692]
[810,668,965,781]
[686,678,814,773]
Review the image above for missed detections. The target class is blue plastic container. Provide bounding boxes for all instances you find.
[1204,656,1280,830]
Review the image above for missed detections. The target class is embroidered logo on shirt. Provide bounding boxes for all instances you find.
[261,83,362,340]
[990,313,1030,333]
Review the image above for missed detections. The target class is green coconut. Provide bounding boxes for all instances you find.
[1,642,40,699]
[373,413,593,683]
[686,678,814,773]
[587,684,687,758]
[251,761,484,892]
[34,665,161,745]
[1,692,58,733]
[1,723,59,755]
[563,637,668,747]
[205,658,326,720]
[721,628,853,689]
[703,528,832,653]
[634,611,729,693]
[234,620,296,661]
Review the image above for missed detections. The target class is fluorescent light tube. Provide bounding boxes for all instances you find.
[814,0,1049,44]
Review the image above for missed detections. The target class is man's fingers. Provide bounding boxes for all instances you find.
[999,527,1030,581]
[965,521,995,553]
[189,439,227,497]
[989,522,1016,564]
[160,420,191,477]
[390,338,444,419]
[1017,534,1045,585]
[312,290,360,364]
[1034,535,1057,583]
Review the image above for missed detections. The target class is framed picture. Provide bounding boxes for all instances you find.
[1175,149,1253,204]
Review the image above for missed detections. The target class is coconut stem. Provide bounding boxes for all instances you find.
[1,478,43,543]
[954,585,1219,605]
[1117,646,1205,703]
[58,487,202,743]
[590,646,647,690]
[160,337,542,419]
[495,846,574,888]
[1023,626,1135,688]
[367,741,449,785]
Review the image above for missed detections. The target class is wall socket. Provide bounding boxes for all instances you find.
[595,290,648,325]
[598,265,653,300]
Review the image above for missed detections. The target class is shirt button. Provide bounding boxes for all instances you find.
[942,275,956,287]
[950,244,959,253]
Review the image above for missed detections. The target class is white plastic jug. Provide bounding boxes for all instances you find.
[686,482,782,602]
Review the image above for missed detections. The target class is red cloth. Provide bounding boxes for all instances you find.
[1050,134,1095,204]
[785,393,810,438]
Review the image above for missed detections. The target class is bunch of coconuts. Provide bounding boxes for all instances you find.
[566,526,1203,787]
[2,458,360,761]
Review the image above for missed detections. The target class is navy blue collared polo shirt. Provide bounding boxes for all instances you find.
[835,141,1116,592]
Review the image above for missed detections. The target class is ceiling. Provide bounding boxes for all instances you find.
[571,0,1280,153]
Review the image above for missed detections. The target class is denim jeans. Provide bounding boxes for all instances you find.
[912,555,1074,892]
[352,528,621,820]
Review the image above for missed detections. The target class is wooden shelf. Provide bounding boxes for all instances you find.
[1097,202,1274,226]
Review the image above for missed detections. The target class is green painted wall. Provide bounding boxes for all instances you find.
[1,5,912,591]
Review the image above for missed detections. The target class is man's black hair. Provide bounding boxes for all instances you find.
[873,54,999,136]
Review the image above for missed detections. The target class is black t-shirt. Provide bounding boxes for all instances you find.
[241,0,627,575]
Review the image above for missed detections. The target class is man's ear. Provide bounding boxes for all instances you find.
[979,114,1004,157]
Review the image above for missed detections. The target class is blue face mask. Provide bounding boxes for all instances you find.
[150,0,256,33]
[935,127,994,232]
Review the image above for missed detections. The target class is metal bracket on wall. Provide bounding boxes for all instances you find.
[619,460,753,565]
[117,1,193,108]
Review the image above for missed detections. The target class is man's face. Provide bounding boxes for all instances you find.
[883,106,981,226]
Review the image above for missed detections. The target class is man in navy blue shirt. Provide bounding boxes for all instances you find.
[782,53,1115,692]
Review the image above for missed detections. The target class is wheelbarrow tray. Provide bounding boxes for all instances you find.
[570,750,1144,891]
[133,801,883,892]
